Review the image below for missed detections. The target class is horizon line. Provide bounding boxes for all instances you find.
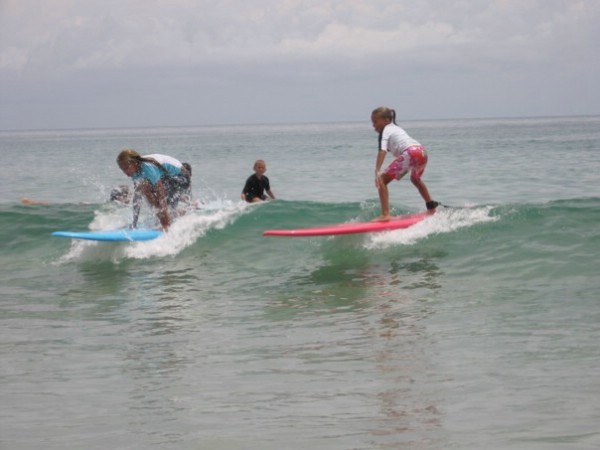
[1,113,598,134]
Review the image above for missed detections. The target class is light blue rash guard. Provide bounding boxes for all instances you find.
[132,154,183,186]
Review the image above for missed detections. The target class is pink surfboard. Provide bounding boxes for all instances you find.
[263,211,434,237]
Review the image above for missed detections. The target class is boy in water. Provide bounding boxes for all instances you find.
[241,160,276,203]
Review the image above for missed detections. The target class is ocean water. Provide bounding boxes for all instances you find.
[1,116,599,449]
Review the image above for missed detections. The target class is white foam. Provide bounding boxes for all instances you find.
[58,199,250,263]
[89,204,131,230]
[124,200,247,259]
[364,206,497,250]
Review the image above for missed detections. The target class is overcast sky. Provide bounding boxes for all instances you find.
[1,0,599,130]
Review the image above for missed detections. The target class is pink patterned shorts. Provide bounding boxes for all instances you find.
[384,145,428,181]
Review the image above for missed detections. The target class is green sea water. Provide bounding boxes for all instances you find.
[1,117,599,449]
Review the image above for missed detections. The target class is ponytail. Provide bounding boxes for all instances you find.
[371,106,398,125]
[117,149,168,174]
[117,148,142,167]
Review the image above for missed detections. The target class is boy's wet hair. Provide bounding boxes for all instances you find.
[253,159,266,170]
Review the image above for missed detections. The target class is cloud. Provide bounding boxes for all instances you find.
[2,0,598,72]
[1,0,599,129]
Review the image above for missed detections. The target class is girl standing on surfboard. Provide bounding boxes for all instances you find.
[116,149,191,230]
[371,107,439,221]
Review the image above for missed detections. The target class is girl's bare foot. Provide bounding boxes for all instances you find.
[372,215,391,222]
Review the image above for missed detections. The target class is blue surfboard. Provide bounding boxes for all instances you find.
[52,229,163,242]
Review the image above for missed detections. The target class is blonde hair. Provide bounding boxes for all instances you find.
[117,148,169,175]
[117,148,142,166]
[253,159,266,169]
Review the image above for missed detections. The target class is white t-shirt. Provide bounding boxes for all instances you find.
[145,154,183,170]
[132,154,183,186]
[379,124,420,158]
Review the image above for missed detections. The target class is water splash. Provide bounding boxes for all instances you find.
[364,206,496,250]
[58,199,251,263]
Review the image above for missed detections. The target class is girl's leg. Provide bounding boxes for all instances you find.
[141,182,161,208]
[375,173,395,221]
[411,177,432,203]
[407,147,437,209]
